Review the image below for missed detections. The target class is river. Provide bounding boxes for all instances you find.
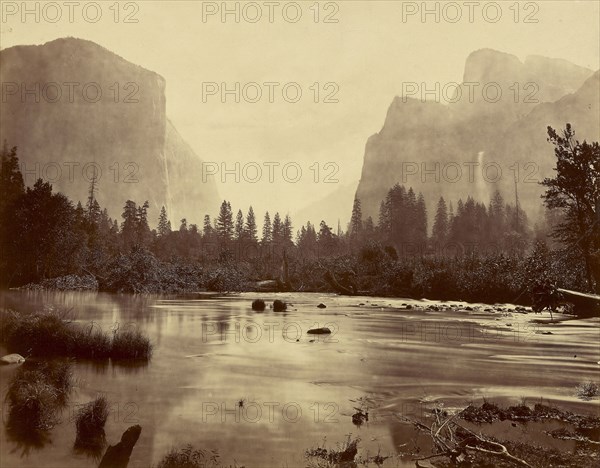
[0,290,598,467]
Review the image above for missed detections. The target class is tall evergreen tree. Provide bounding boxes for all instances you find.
[121,200,139,247]
[157,206,172,237]
[262,212,272,244]
[86,171,101,225]
[203,214,213,237]
[234,209,244,241]
[0,143,24,216]
[136,201,151,245]
[283,214,293,246]
[272,212,283,245]
[245,206,258,242]
[216,200,234,241]
[415,193,428,245]
[431,197,448,246]
[349,197,363,240]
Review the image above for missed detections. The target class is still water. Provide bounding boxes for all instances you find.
[1,291,598,467]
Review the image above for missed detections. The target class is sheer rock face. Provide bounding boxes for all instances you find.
[0,37,218,223]
[355,49,598,224]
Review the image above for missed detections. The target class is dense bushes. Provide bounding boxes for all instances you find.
[101,248,202,294]
[10,238,588,304]
[284,241,587,304]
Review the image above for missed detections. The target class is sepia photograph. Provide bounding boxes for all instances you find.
[0,1,599,467]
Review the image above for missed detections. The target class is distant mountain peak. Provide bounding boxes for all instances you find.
[355,49,599,227]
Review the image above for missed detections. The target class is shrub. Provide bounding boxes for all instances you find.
[576,381,600,400]
[6,361,73,433]
[111,328,153,360]
[155,445,221,468]
[75,396,109,439]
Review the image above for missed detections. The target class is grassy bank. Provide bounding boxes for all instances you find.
[0,309,152,360]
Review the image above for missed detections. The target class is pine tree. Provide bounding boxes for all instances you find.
[378,200,389,240]
[350,197,362,240]
[0,143,24,216]
[272,212,283,245]
[489,190,505,243]
[234,209,244,240]
[283,214,293,246]
[415,193,427,245]
[86,171,101,225]
[431,197,448,246]
[121,200,138,246]
[262,212,272,244]
[216,200,234,241]
[157,206,172,237]
[137,201,151,245]
[203,214,213,237]
[245,206,257,242]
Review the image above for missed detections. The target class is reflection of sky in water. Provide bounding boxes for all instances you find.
[1,291,598,467]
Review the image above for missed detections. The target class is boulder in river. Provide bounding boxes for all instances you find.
[273,300,287,312]
[317,303,327,309]
[0,354,25,365]
[307,327,331,335]
[251,299,266,311]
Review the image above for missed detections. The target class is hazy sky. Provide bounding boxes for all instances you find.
[1,0,599,226]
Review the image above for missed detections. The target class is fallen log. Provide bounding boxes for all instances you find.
[557,288,600,317]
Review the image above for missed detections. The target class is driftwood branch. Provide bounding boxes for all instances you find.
[403,411,533,468]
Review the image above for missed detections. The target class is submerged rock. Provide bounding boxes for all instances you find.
[0,354,25,365]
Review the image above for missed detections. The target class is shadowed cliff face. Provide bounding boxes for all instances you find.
[355,49,599,225]
[0,37,218,224]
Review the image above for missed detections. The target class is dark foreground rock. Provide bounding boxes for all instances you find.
[98,425,142,468]
[307,327,331,335]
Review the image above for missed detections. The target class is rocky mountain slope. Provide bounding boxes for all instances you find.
[0,37,218,224]
[354,49,599,225]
